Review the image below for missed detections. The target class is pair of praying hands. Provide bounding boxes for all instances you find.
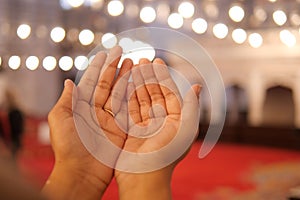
[42,46,201,200]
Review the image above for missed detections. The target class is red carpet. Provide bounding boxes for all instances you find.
[6,118,300,199]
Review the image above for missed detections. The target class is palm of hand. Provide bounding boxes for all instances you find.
[49,46,132,185]
[121,59,181,154]
[124,89,181,153]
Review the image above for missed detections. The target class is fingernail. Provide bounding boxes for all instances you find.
[64,79,71,87]
[195,85,202,97]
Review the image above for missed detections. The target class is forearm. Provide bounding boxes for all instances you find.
[42,163,107,200]
[117,168,173,200]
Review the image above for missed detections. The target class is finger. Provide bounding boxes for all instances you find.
[49,79,76,122]
[132,64,152,122]
[182,84,201,114]
[94,45,123,108]
[127,82,142,126]
[182,84,201,126]
[112,58,133,86]
[104,58,133,114]
[139,59,166,118]
[153,58,181,115]
[77,52,107,103]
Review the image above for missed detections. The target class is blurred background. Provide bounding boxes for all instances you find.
[1,0,300,199]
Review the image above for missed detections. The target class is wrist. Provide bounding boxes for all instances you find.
[117,167,173,200]
[42,162,108,200]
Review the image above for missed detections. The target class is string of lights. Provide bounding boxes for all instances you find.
[1,0,300,72]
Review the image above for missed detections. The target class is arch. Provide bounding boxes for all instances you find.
[262,86,294,127]
[225,84,248,125]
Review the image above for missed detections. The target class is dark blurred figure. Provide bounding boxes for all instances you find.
[5,89,24,158]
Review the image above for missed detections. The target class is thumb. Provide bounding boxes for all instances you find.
[183,84,201,106]
[55,79,76,113]
[181,84,201,127]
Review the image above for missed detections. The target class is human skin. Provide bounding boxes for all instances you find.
[42,46,132,200]
[42,46,201,200]
[115,58,201,200]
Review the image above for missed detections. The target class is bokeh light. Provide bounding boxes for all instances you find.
[254,7,267,22]
[229,5,245,22]
[168,13,184,29]
[67,0,84,8]
[280,30,296,47]
[273,10,287,26]
[89,0,104,9]
[59,56,73,71]
[119,37,133,52]
[140,6,156,23]
[50,27,66,43]
[126,3,139,18]
[107,0,124,16]
[26,56,39,70]
[248,33,263,48]
[119,40,156,65]
[102,32,117,49]
[8,56,21,70]
[192,18,208,34]
[204,3,219,19]
[157,3,170,21]
[213,23,228,39]
[290,12,300,26]
[43,56,57,71]
[178,1,195,19]
[232,28,247,44]
[74,56,89,70]
[17,24,31,39]
[79,29,95,45]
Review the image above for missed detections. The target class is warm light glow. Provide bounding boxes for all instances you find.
[50,27,66,43]
[204,3,219,19]
[67,0,84,8]
[74,56,88,70]
[213,23,228,39]
[26,56,39,70]
[107,0,124,16]
[59,56,73,71]
[126,3,139,18]
[67,28,79,42]
[269,0,277,2]
[254,7,267,22]
[0,57,2,66]
[178,1,195,19]
[168,13,183,29]
[36,25,48,38]
[8,56,21,70]
[229,5,245,22]
[290,13,300,26]
[43,56,57,71]
[273,10,287,26]
[102,33,117,49]
[90,0,103,9]
[232,28,247,44]
[280,30,296,47]
[248,33,263,48]
[60,0,72,10]
[119,37,133,52]
[120,40,155,65]
[157,3,170,21]
[192,18,208,34]
[17,24,31,39]
[79,29,94,45]
[140,6,156,23]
